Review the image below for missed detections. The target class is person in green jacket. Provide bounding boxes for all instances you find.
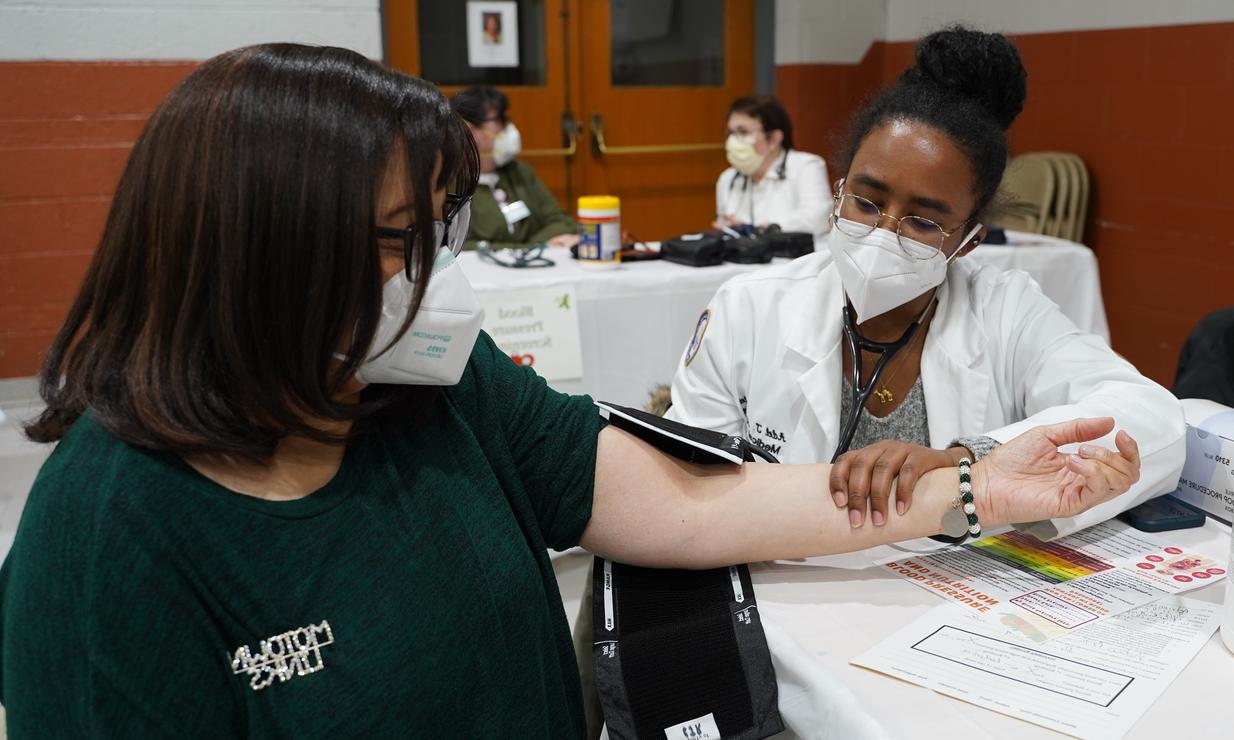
[451,86,580,251]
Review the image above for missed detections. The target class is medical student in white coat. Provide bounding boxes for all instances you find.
[672,27,1184,543]
[714,95,832,238]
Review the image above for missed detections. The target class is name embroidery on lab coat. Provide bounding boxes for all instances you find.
[231,620,335,691]
[747,420,788,457]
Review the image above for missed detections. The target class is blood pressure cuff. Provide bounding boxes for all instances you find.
[661,232,725,267]
[593,559,784,740]
[722,236,773,264]
[595,401,779,464]
[767,231,814,259]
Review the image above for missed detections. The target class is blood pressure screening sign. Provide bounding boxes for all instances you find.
[478,286,583,382]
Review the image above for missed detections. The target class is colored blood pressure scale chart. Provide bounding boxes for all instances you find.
[880,521,1220,639]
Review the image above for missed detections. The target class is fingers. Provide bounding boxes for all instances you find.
[1115,429,1141,472]
[829,457,851,509]
[832,444,956,526]
[864,449,909,527]
[1066,451,1136,502]
[1072,429,1141,498]
[1078,439,1139,485]
[844,450,873,527]
[1040,417,1116,447]
[895,454,924,516]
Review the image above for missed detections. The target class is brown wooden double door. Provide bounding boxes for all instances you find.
[385,0,755,240]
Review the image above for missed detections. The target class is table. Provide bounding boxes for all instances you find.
[751,520,1233,739]
[457,231,1109,408]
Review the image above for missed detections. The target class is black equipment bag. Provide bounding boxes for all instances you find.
[722,236,773,264]
[661,232,725,267]
[767,231,814,259]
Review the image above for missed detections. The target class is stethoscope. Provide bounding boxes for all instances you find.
[831,297,936,463]
[727,149,789,225]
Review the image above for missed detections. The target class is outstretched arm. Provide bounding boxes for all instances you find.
[581,417,1138,569]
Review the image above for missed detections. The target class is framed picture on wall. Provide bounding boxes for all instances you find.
[467,1,520,68]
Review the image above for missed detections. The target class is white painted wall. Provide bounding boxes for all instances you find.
[774,0,885,65]
[777,0,1234,65]
[0,0,383,60]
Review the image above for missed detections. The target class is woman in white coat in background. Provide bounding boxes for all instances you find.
[714,94,832,238]
[672,26,1184,542]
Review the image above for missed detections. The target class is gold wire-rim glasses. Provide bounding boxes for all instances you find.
[830,179,972,260]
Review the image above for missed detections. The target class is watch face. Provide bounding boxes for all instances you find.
[942,508,970,538]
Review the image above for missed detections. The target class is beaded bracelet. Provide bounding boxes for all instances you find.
[958,458,981,537]
[938,457,981,541]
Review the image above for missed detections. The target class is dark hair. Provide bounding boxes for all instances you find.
[839,25,1027,217]
[26,44,479,460]
[727,94,794,150]
[452,86,509,126]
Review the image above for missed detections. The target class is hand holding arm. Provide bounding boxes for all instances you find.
[829,441,970,526]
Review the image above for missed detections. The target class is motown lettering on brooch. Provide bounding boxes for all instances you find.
[230,620,335,691]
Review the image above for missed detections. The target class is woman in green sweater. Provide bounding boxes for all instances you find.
[0,44,1141,738]
[451,85,580,251]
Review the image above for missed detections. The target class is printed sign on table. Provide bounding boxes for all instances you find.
[478,286,583,382]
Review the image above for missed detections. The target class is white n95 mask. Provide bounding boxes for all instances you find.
[725,134,764,176]
[354,248,485,386]
[491,122,522,167]
[827,218,977,324]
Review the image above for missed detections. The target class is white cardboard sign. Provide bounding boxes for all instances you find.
[479,286,583,382]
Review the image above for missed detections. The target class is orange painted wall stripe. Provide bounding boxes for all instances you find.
[0,61,197,378]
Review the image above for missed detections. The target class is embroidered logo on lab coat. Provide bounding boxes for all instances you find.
[231,620,334,691]
[684,309,711,367]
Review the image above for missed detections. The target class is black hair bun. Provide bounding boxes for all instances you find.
[901,25,1027,130]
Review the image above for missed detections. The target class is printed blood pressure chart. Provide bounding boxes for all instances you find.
[843,520,1228,738]
[877,520,1223,640]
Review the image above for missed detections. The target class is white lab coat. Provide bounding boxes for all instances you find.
[716,149,832,238]
[667,251,1185,540]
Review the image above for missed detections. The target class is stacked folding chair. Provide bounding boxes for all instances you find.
[993,152,1090,242]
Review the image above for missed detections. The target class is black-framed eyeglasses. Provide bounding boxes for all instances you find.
[377,192,472,279]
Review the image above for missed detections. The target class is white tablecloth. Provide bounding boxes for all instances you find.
[457,230,1109,407]
[752,520,1233,739]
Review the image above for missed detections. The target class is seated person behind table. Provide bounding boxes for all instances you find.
[451,86,579,250]
[715,94,832,238]
[672,26,1185,540]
